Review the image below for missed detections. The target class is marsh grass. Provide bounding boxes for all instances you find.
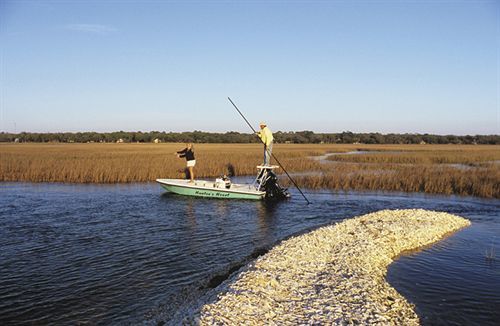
[284,163,499,198]
[297,144,500,198]
[327,148,500,165]
[1,143,498,198]
[0,143,323,183]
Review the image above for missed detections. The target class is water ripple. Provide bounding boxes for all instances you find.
[0,182,498,325]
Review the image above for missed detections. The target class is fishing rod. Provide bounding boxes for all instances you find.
[227,97,311,205]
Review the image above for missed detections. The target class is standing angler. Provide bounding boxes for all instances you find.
[256,122,274,166]
[175,143,196,183]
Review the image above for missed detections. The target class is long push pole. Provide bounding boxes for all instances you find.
[227,97,311,205]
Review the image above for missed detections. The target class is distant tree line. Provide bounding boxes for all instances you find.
[0,131,498,144]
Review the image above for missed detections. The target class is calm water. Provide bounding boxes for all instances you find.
[0,182,498,325]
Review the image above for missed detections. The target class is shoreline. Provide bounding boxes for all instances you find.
[175,209,470,325]
[1,180,499,200]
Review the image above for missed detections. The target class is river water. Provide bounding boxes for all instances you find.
[0,182,498,325]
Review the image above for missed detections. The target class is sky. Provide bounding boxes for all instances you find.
[0,0,499,135]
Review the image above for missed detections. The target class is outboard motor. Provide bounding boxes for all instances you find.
[259,169,290,201]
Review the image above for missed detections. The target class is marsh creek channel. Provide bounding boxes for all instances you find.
[0,181,499,325]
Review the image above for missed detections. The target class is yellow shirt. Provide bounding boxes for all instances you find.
[258,126,274,146]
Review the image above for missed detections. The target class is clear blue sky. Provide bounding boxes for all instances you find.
[1,0,499,135]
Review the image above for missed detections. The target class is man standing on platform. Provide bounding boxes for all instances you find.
[256,122,274,166]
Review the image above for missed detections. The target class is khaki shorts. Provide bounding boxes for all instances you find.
[187,160,196,167]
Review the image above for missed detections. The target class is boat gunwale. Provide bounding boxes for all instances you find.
[155,179,266,197]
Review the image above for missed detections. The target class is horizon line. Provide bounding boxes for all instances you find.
[1,130,498,137]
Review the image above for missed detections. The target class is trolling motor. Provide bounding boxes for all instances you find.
[254,166,290,201]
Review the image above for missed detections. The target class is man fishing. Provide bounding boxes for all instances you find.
[175,143,195,183]
[256,122,274,166]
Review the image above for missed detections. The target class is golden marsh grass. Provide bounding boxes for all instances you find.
[1,143,498,198]
[287,164,499,198]
[0,143,322,183]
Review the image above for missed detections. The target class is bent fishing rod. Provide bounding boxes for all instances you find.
[227,97,311,205]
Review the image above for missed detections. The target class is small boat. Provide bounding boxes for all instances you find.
[157,165,290,200]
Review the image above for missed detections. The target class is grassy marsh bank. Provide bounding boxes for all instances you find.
[0,143,321,183]
[181,209,470,325]
[295,144,500,198]
[287,164,499,198]
[0,143,498,198]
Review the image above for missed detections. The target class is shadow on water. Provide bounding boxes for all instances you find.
[0,182,498,325]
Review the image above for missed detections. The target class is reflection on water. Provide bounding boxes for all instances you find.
[0,182,498,325]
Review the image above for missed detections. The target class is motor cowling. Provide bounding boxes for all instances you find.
[260,170,290,201]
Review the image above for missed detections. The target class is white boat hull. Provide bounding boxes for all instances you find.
[156,179,265,200]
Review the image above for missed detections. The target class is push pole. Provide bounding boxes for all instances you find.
[227,97,311,205]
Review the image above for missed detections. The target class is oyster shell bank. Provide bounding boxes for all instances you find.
[178,209,470,325]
